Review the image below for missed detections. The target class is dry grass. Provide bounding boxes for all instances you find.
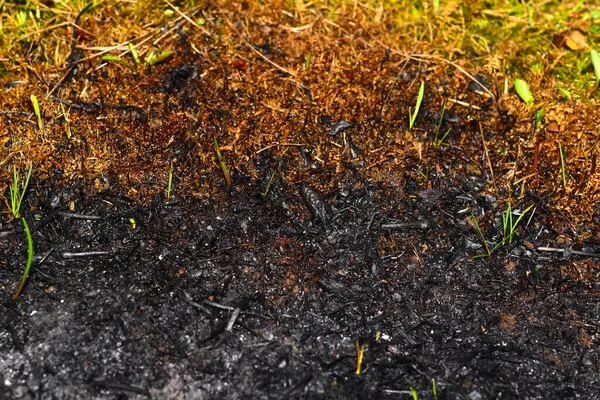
[0,0,599,236]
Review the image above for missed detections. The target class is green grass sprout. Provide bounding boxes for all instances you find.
[557,84,572,100]
[471,212,491,259]
[409,81,425,129]
[13,217,33,301]
[473,203,534,258]
[10,164,33,219]
[101,55,134,70]
[305,50,312,69]
[355,342,365,375]
[534,108,545,131]
[262,170,276,197]
[30,95,43,131]
[213,138,232,188]
[144,48,174,66]
[434,128,452,147]
[433,100,451,147]
[514,79,534,106]
[559,142,567,187]
[59,102,72,139]
[432,378,438,399]
[591,50,600,84]
[167,162,174,201]
[503,204,533,245]
[410,387,419,400]
[8,163,34,301]
[129,43,141,65]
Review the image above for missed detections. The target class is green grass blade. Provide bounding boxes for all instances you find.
[129,43,141,65]
[9,164,32,219]
[511,204,534,235]
[410,387,418,400]
[409,81,425,129]
[12,217,34,301]
[30,94,43,131]
[471,212,491,258]
[101,55,134,70]
[558,142,567,187]
[262,170,276,197]
[145,49,174,66]
[213,138,232,188]
[19,164,33,213]
[591,50,600,84]
[167,163,173,200]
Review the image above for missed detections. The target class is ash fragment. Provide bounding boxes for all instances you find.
[328,118,353,136]
[300,184,333,231]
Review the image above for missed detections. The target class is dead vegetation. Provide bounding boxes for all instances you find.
[1,0,600,272]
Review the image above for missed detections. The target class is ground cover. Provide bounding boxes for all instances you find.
[1,1,599,398]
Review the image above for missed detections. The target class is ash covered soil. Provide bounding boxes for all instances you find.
[1,174,599,399]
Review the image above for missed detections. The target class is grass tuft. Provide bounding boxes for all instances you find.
[7,164,34,301]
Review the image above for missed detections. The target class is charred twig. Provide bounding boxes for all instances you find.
[381,220,430,230]
[61,251,112,258]
[57,211,102,220]
[537,246,600,259]
[203,299,242,332]
[51,95,100,112]
[36,248,54,265]
[203,299,236,311]
[225,308,241,332]
[90,380,149,397]
[51,96,146,118]
[180,292,212,314]
[0,110,33,117]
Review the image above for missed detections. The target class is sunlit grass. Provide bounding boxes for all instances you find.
[409,81,424,130]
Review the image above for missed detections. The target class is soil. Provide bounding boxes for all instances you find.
[1,2,600,399]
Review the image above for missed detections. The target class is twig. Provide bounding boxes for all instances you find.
[225,308,241,332]
[61,251,111,258]
[381,220,430,230]
[180,292,212,314]
[57,211,102,220]
[90,380,149,397]
[537,246,600,258]
[203,299,235,311]
[256,142,306,154]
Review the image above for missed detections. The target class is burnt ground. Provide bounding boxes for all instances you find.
[1,173,599,399]
[1,2,600,399]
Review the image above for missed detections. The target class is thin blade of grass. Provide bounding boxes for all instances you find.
[591,50,600,84]
[471,212,491,258]
[12,217,33,301]
[409,81,425,129]
[558,142,567,187]
[213,138,232,188]
[30,95,43,131]
[101,55,134,70]
[167,163,173,201]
